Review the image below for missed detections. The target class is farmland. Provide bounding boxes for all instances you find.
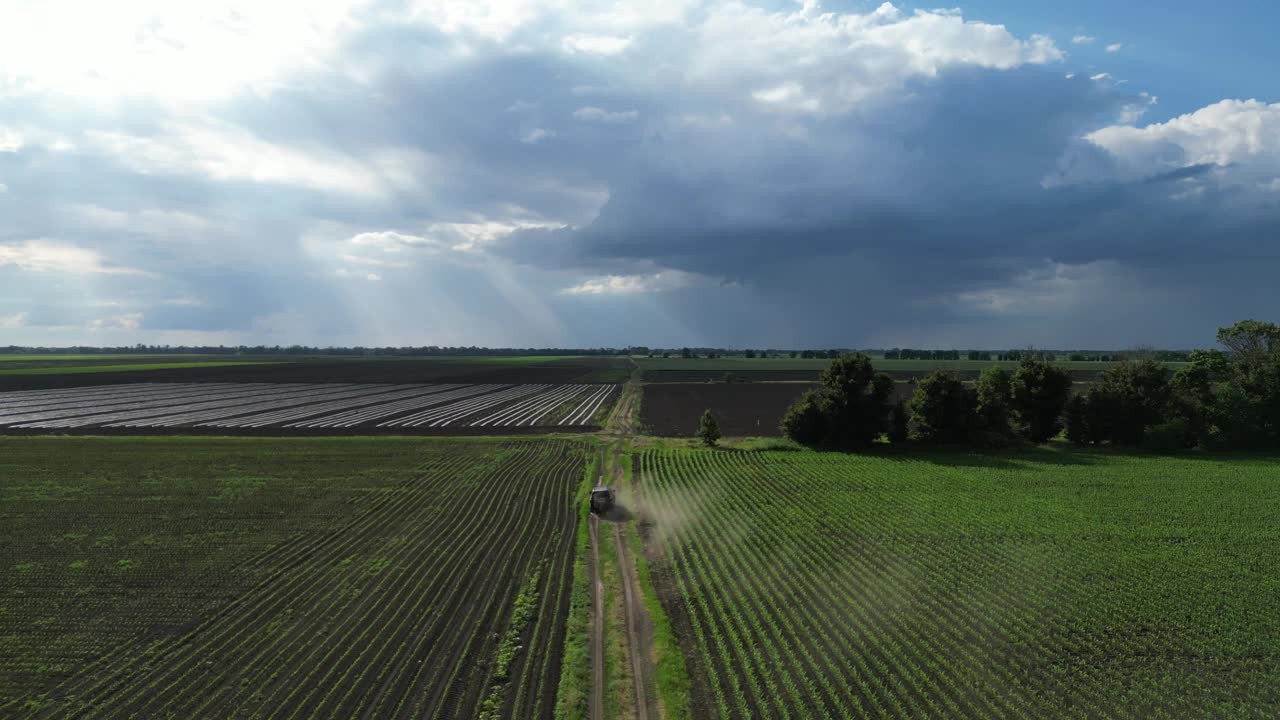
[642,383,814,437]
[0,355,632,391]
[636,446,1280,719]
[0,382,618,434]
[635,356,1185,384]
[1,437,589,718]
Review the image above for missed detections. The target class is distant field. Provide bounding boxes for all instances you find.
[1,437,586,718]
[636,357,832,370]
[0,356,632,391]
[0,361,276,376]
[637,446,1280,719]
[636,356,1186,372]
[0,354,207,362]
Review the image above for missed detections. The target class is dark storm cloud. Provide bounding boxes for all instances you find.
[2,1,1278,347]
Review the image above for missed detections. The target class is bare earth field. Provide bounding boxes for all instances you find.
[641,382,916,437]
[0,356,632,391]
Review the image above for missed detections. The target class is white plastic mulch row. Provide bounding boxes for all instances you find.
[197,385,438,428]
[0,382,190,409]
[0,382,619,430]
[284,384,495,428]
[469,384,591,427]
[16,384,352,429]
[108,384,413,428]
[0,383,243,416]
[560,385,616,426]
[378,384,547,428]
[2,384,317,427]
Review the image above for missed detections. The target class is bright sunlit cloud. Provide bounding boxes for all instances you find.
[0,0,1277,347]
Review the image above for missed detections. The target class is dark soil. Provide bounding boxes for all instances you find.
[641,383,915,437]
[644,368,1106,383]
[0,357,631,392]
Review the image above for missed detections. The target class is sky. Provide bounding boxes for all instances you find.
[1,0,1278,350]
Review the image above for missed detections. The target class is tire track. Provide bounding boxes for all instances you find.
[588,512,605,720]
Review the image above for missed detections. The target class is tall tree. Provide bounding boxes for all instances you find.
[1010,357,1072,443]
[908,372,976,443]
[1091,357,1173,445]
[975,366,1015,445]
[781,353,895,449]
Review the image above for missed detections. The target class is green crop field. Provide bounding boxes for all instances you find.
[1,436,588,719]
[0,361,279,375]
[637,446,1280,719]
[0,354,208,362]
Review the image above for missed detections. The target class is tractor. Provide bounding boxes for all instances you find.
[590,486,615,515]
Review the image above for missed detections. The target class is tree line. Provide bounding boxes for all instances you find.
[782,320,1280,452]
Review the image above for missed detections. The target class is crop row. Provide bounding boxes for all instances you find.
[637,448,1280,719]
[8,440,586,719]
[0,382,621,430]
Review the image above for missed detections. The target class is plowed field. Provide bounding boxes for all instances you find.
[1,437,587,719]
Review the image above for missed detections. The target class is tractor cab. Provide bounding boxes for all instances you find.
[590,486,615,515]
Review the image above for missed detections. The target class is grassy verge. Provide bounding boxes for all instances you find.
[620,443,692,720]
[553,452,598,720]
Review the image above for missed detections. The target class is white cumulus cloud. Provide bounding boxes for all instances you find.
[90,313,144,331]
[520,127,556,144]
[1087,99,1280,177]
[1072,35,1096,45]
[573,107,639,123]
[562,34,633,55]
[0,240,148,275]
[561,270,700,295]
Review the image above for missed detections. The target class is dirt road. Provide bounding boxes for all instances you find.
[588,358,659,719]
[614,522,654,720]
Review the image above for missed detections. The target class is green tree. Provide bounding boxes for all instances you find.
[780,390,829,445]
[781,353,894,449]
[1010,356,1072,443]
[1211,320,1280,448]
[1216,319,1280,361]
[907,371,976,444]
[697,409,721,447]
[975,366,1014,444]
[1090,357,1173,445]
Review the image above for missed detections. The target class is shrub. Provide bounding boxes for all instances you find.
[887,400,909,443]
[1144,419,1191,453]
[1064,394,1087,445]
[697,409,721,447]
[780,390,829,446]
